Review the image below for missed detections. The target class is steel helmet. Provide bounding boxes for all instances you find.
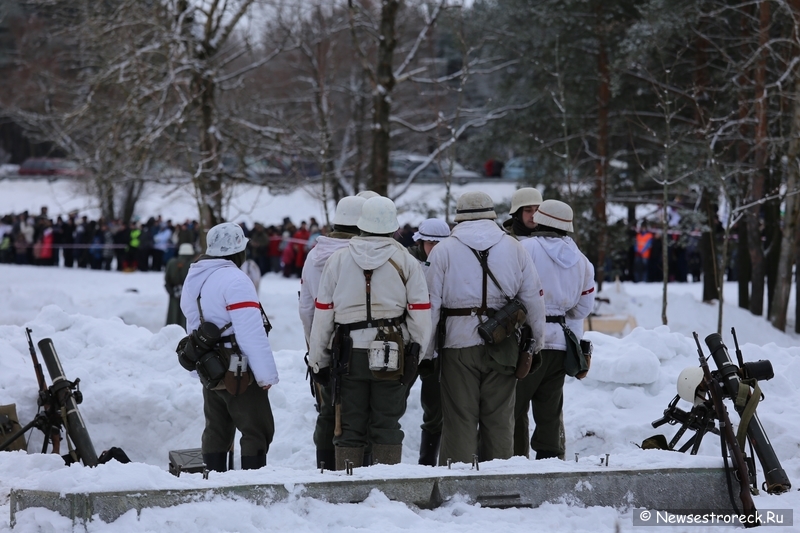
[509,187,543,215]
[206,222,248,257]
[454,191,496,222]
[677,366,706,405]
[333,196,367,226]
[533,199,574,232]
[357,196,399,234]
[413,218,451,242]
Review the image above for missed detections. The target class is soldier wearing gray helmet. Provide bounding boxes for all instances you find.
[516,199,595,460]
[502,187,543,239]
[425,191,546,465]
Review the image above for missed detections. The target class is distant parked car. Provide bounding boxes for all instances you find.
[18,158,86,178]
[501,156,538,181]
[389,153,482,184]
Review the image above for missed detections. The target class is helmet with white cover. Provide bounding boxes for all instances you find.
[413,218,450,242]
[333,196,367,226]
[357,196,399,234]
[509,187,543,215]
[206,222,248,257]
[533,199,574,232]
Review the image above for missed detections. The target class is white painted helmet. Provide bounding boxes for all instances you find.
[509,187,543,215]
[677,367,706,405]
[334,196,367,226]
[206,222,248,257]
[533,199,574,232]
[357,196,399,234]
[178,243,195,256]
[356,190,380,199]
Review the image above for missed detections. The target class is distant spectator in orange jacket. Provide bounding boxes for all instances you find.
[634,223,654,283]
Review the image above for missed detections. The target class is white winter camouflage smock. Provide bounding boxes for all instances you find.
[181,258,279,387]
[308,236,432,369]
[425,219,547,357]
[298,235,352,345]
[521,234,595,350]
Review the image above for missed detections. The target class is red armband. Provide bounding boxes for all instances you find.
[315,299,334,310]
[226,301,260,311]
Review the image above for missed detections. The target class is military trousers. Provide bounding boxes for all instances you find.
[334,349,406,449]
[313,382,336,452]
[438,344,516,465]
[202,383,275,457]
[513,349,566,458]
[403,359,443,434]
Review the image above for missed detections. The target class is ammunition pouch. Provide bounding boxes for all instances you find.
[176,321,250,394]
[561,321,589,379]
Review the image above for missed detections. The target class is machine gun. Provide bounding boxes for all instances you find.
[651,394,719,454]
[0,329,98,467]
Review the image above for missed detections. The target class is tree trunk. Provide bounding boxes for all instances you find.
[368,0,399,197]
[747,0,770,316]
[737,5,751,310]
[594,19,610,292]
[736,220,751,309]
[197,72,222,236]
[700,188,719,302]
[770,11,800,330]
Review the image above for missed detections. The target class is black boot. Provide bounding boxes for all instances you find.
[203,452,228,472]
[418,430,441,466]
[535,450,560,460]
[362,451,373,467]
[241,454,267,470]
[316,449,336,471]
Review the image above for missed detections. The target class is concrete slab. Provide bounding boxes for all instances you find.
[10,466,738,527]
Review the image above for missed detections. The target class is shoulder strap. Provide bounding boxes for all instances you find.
[387,257,407,285]
[195,270,233,334]
[363,269,374,323]
[469,247,511,302]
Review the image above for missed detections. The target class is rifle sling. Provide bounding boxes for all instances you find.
[736,379,762,452]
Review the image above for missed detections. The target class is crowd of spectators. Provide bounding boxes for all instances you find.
[0,205,712,285]
[0,209,422,278]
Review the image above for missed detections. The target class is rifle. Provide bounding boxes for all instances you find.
[26,327,61,454]
[330,325,352,437]
[694,332,757,526]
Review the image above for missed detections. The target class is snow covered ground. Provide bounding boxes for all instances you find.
[0,180,799,532]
